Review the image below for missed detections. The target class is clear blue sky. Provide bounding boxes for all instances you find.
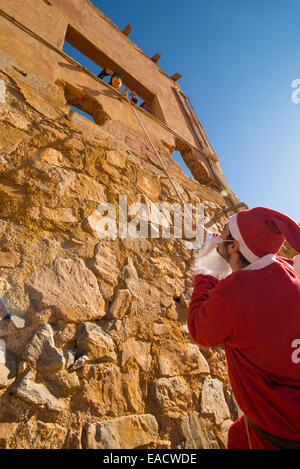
[64,0,300,221]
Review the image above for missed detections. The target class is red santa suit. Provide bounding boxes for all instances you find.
[188,207,300,449]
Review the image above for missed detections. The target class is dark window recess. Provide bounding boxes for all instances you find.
[62,24,165,122]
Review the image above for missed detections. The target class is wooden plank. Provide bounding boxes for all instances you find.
[171,72,182,81]
[122,24,132,36]
[151,52,161,63]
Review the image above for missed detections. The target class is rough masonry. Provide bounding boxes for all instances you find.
[0,0,277,449]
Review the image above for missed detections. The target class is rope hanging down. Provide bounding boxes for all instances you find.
[126,98,209,236]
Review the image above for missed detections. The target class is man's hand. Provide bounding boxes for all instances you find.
[192,231,232,280]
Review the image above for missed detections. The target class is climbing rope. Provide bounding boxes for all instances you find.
[126,97,209,237]
[126,97,249,241]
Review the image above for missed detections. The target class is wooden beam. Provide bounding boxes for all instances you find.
[171,73,182,81]
[122,24,133,36]
[151,52,161,63]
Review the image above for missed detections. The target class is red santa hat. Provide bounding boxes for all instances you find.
[228,207,300,263]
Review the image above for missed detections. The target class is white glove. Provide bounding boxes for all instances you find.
[191,231,232,280]
[294,254,300,274]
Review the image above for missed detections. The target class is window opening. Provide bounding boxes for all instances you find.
[62,25,163,120]
[68,105,95,123]
[172,150,194,179]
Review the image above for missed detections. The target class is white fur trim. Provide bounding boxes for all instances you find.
[243,254,276,271]
[228,213,259,263]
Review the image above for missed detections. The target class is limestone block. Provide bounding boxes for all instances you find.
[63,136,85,152]
[91,243,119,286]
[150,256,184,278]
[158,343,209,377]
[54,323,76,348]
[120,257,138,280]
[10,313,31,329]
[30,148,65,167]
[108,289,132,319]
[0,249,20,268]
[0,107,29,130]
[155,275,185,299]
[126,278,169,309]
[80,363,127,416]
[152,322,165,335]
[82,414,159,449]
[0,121,27,154]
[105,150,126,168]
[22,323,65,373]
[57,169,106,202]
[180,414,219,449]
[25,257,105,323]
[122,365,144,413]
[121,338,152,371]
[81,362,144,415]
[13,370,66,412]
[39,123,67,141]
[49,370,80,392]
[9,419,68,449]
[201,377,230,425]
[154,376,191,412]
[100,161,121,178]
[63,348,76,369]
[30,206,77,223]
[0,423,18,446]
[77,322,117,361]
[85,210,103,237]
[216,419,233,449]
[136,172,160,199]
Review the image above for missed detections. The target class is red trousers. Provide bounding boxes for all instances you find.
[227,416,278,449]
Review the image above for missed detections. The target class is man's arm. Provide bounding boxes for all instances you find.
[97,68,113,80]
[188,273,236,347]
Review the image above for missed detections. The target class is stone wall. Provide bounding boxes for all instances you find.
[0,61,241,449]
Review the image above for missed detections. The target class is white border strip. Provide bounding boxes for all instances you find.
[0,80,6,104]
[243,254,276,271]
[228,213,260,263]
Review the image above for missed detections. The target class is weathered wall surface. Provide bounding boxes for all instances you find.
[0,0,233,191]
[0,62,242,449]
[0,0,245,450]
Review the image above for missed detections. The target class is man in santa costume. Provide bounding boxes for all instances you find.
[188,207,300,449]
